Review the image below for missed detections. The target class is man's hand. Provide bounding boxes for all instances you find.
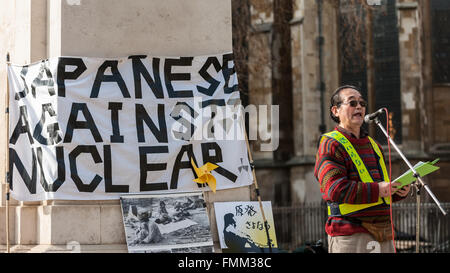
[378,182,401,197]
[394,184,411,197]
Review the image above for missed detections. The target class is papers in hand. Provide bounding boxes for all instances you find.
[391,158,440,189]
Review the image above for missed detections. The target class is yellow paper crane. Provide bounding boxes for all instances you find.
[190,158,219,193]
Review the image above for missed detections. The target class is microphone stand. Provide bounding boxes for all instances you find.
[372,116,447,253]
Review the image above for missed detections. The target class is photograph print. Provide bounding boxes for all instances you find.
[120,192,214,253]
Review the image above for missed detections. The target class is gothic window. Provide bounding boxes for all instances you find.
[431,0,450,84]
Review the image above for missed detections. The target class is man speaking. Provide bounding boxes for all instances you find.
[314,85,410,253]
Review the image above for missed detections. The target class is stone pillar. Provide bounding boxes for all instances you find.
[0,0,47,250]
[248,1,277,204]
[419,0,433,152]
[1,0,251,253]
[300,0,321,157]
[248,0,274,161]
[290,0,338,204]
[396,0,424,153]
[317,0,339,134]
[272,0,293,162]
[292,0,304,158]
[0,0,13,248]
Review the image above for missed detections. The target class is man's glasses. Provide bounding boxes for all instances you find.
[338,100,367,108]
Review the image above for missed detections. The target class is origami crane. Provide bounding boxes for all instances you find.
[190,158,219,193]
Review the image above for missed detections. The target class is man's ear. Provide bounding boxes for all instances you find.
[331,105,339,117]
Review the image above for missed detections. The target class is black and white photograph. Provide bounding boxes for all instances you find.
[120,192,214,253]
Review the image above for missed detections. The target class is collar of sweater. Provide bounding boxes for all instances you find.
[336,126,371,145]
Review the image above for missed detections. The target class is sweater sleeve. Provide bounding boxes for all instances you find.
[314,137,380,204]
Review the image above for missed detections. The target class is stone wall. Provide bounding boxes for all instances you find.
[248,0,450,206]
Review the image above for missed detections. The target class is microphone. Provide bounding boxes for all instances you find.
[364,108,384,124]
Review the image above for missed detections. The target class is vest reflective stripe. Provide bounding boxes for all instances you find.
[321,131,390,217]
[368,137,390,183]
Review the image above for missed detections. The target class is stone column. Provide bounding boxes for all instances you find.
[1,0,251,253]
[248,1,275,202]
[290,0,338,204]
[300,0,321,157]
[0,0,47,250]
[396,0,424,153]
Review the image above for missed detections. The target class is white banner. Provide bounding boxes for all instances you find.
[7,53,253,201]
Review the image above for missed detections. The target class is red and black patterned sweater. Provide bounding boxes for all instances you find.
[314,126,404,236]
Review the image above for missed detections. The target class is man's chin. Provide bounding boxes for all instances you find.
[351,119,364,127]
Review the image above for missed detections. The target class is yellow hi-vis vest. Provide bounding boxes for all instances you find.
[321,131,390,217]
